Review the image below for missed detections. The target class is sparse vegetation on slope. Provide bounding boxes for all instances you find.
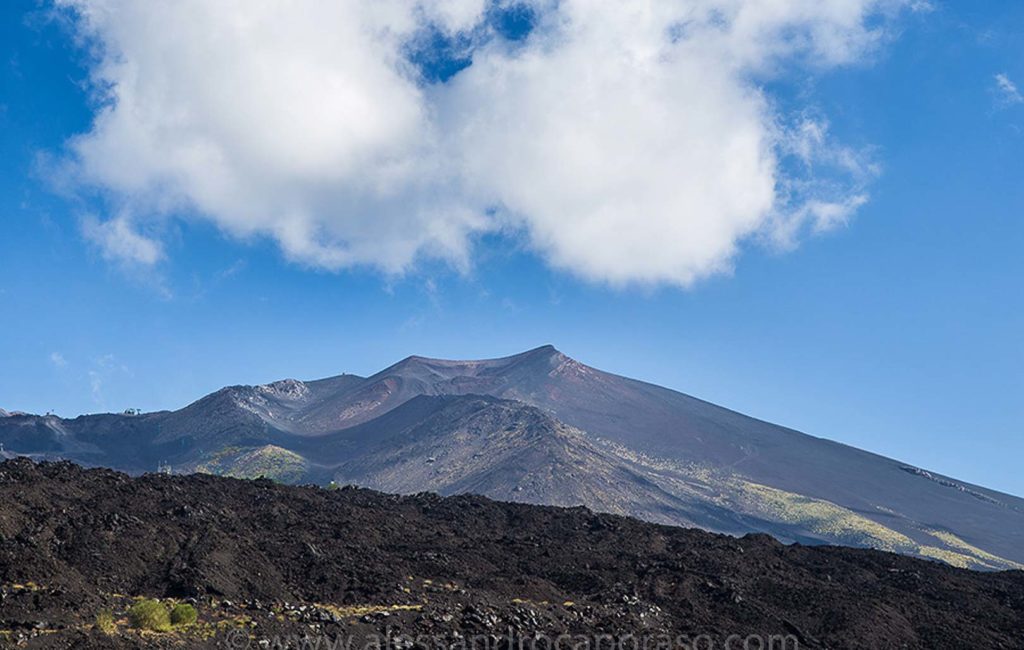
[127,599,172,632]
[190,444,308,482]
[170,603,198,627]
[94,610,116,635]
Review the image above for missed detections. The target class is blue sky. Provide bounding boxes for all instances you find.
[1,1,1022,496]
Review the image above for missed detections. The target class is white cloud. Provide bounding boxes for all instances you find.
[995,73,1023,107]
[86,353,130,408]
[49,352,67,368]
[55,0,912,287]
[87,370,103,404]
[81,214,164,266]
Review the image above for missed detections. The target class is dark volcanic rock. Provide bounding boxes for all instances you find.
[0,459,1022,649]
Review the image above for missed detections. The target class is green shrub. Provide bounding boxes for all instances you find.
[128,599,171,632]
[170,603,198,627]
[95,609,116,634]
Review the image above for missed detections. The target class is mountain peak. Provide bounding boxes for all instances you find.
[492,344,568,365]
[522,344,562,357]
[384,345,567,374]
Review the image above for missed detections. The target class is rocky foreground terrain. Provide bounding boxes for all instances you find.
[0,460,1022,649]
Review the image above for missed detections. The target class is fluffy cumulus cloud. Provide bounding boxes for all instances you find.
[56,0,914,286]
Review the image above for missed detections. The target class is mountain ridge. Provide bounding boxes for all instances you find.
[1,345,1022,570]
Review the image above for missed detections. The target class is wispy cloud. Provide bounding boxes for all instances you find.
[87,354,132,409]
[81,215,164,267]
[217,259,247,281]
[80,214,173,298]
[994,73,1023,107]
[49,352,67,368]
[88,369,104,405]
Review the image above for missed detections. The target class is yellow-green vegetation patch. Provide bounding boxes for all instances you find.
[190,446,244,475]
[128,599,172,632]
[727,479,1022,570]
[922,529,1024,571]
[315,603,423,619]
[122,597,209,634]
[94,610,117,634]
[421,579,461,592]
[917,545,989,570]
[170,603,198,626]
[196,445,308,483]
[511,598,551,607]
[4,596,256,642]
[731,480,919,552]
[4,581,45,592]
[217,614,255,628]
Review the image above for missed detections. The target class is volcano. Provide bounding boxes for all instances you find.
[2,345,1021,570]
